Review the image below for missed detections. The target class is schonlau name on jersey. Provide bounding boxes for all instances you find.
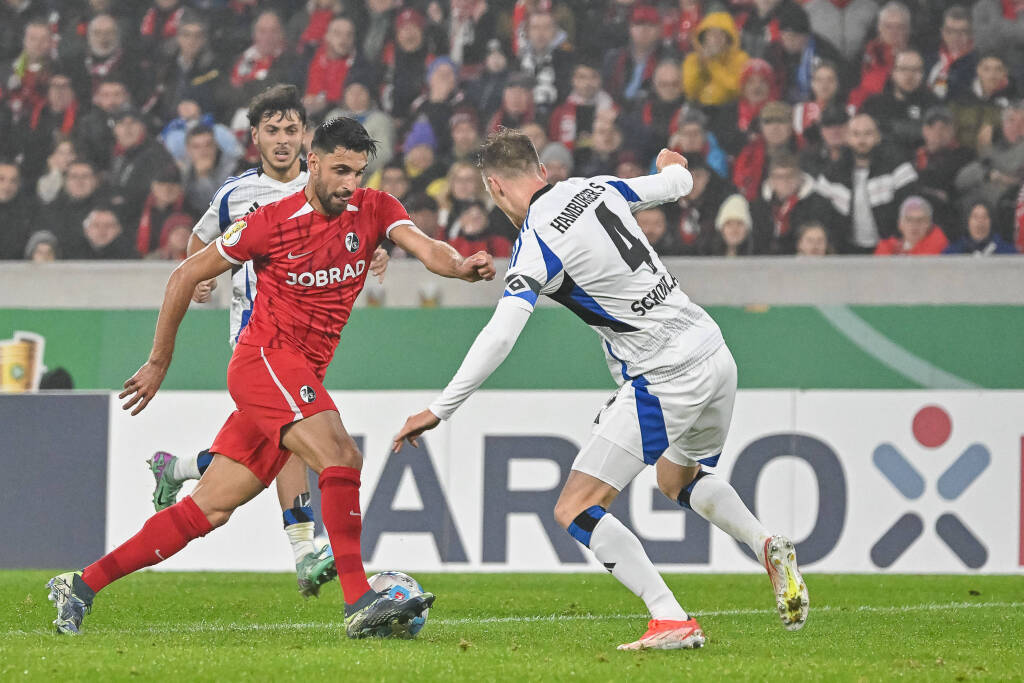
[285,260,366,287]
[630,273,680,316]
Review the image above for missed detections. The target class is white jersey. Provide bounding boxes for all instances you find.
[193,162,309,345]
[501,167,723,384]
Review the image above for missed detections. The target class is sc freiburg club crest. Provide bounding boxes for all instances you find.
[345,232,360,253]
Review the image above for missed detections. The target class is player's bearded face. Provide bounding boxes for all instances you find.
[254,111,304,173]
[312,147,368,215]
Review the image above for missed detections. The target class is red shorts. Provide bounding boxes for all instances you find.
[209,343,337,487]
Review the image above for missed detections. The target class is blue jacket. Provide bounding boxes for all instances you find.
[943,234,1018,255]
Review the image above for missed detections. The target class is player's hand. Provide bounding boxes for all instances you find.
[119,361,168,416]
[457,251,496,282]
[370,246,389,284]
[656,148,688,172]
[192,277,217,303]
[392,409,441,452]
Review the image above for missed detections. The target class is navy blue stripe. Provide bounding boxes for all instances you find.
[218,186,238,231]
[608,179,640,202]
[633,376,669,464]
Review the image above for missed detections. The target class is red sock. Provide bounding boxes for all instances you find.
[318,466,372,604]
[81,496,213,593]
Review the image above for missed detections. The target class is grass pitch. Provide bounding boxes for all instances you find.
[2,572,1021,682]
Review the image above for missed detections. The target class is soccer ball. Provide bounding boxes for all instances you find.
[367,571,430,638]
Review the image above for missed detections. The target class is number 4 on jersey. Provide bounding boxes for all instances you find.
[595,202,656,274]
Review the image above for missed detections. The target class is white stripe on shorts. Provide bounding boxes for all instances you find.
[260,346,303,422]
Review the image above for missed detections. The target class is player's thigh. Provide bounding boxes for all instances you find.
[190,454,267,528]
[280,409,362,474]
[274,454,311,510]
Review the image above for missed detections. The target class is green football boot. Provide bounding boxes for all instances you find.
[296,545,338,598]
[147,451,183,511]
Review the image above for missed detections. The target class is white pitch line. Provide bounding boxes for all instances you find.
[8,601,1021,637]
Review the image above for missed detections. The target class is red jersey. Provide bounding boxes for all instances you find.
[216,187,413,372]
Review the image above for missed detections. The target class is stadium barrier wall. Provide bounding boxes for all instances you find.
[3,390,1021,575]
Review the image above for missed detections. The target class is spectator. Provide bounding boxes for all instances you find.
[404,192,442,242]
[18,73,79,185]
[80,206,137,259]
[150,13,224,122]
[303,16,370,119]
[447,199,511,257]
[973,0,1024,79]
[138,0,185,60]
[181,124,237,216]
[400,118,446,196]
[577,0,635,56]
[663,154,739,253]
[548,61,616,151]
[914,106,975,234]
[449,110,482,164]
[708,193,756,256]
[380,8,434,121]
[436,159,488,227]
[766,3,846,104]
[444,0,499,71]
[361,0,397,65]
[487,72,536,133]
[539,142,573,183]
[816,112,919,252]
[604,5,666,104]
[848,2,911,108]
[793,61,844,142]
[227,11,293,113]
[683,12,749,106]
[35,138,77,205]
[925,6,977,100]
[40,159,104,258]
[794,220,833,255]
[136,163,186,256]
[146,210,192,260]
[24,229,59,262]
[749,151,830,254]
[668,107,730,179]
[575,109,625,178]
[800,103,850,175]
[710,59,778,157]
[465,38,509,121]
[285,0,347,56]
[160,99,242,165]
[517,10,573,121]
[874,195,949,254]
[615,149,645,179]
[74,14,140,100]
[635,206,678,254]
[408,57,467,158]
[1,19,56,120]
[328,80,394,175]
[108,108,177,226]
[733,101,799,200]
[73,77,130,171]
[521,122,549,159]
[950,54,1016,149]
[955,102,1024,214]
[627,59,687,162]
[664,0,703,55]
[0,160,33,259]
[373,161,410,203]
[861,49,938,157]
[944,200,1017,254]
[0,0,48,63]
[804,0,879,64]
[739,0,802,59]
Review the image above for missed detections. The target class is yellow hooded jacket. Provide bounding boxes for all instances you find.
[682,12,750,106]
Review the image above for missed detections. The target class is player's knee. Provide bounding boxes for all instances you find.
[553,500,580,530]
[203,507,234,529]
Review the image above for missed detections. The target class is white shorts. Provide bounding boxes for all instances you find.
[573,344,737,490]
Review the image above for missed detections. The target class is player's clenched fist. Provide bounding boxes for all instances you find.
[457,251,496,282]
[119,361,168,415]
[655,148,688,172]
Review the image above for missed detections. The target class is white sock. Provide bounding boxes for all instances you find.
[686,473,769,557]
[588,512,688,621]
[285,521,316,564]
[172,455,201,481]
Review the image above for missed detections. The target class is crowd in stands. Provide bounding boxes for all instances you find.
[2,0,1023,263]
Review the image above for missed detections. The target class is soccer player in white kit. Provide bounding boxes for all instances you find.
[145,85,387,597]
[393,129,809,651]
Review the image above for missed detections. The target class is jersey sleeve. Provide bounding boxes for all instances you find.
[216,205,271,265]
[593,165,694,213]
[502,231,563,312]
[194,177,243,243]
[374,191,415,242]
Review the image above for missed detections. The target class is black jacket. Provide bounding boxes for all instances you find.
[861,83,940,155]
[0,193,34,260]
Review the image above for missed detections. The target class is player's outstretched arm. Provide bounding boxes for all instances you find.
[606,148,695,213]
[388,223,496,282]
[392,298,532,451]
[119,243,233,415]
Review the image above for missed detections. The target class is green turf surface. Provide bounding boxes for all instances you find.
[2,572,1021,681]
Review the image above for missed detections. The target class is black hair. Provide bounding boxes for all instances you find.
[247,83,307,128]
[186,123,216,141]
[311,117,378,158]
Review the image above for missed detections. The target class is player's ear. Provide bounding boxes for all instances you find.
[538,163,549,181]
[486,175,503,197]
[250,126,258,146]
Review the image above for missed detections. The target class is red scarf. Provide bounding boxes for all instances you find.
[737,98,765,132]
[137,191,184,256]
[29,99,77,132]
[771,193,800,237]
[304,45,353,103]
[232,46,278,88]
[300,9,334,49]
[140,6,183,38]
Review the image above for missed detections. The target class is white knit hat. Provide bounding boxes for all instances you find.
[715,194,752,231]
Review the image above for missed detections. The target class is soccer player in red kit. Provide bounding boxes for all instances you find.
[46,117,496,638]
